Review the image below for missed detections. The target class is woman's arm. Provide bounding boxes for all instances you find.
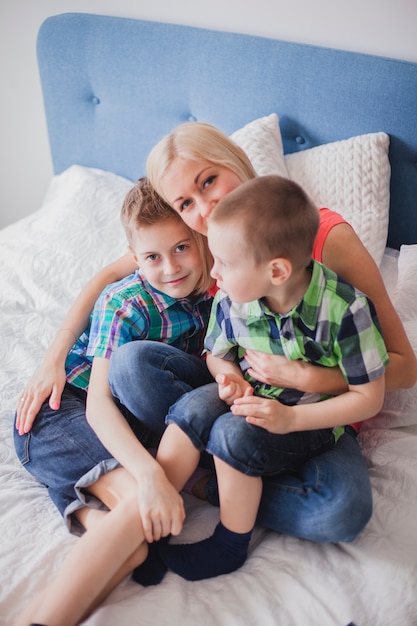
[233,376,386,434]
[323,224,417,392]
[16,253,136,433]
[86,356,185,542]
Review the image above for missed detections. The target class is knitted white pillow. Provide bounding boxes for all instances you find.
[230,113,288,178]
[285,132,391,266]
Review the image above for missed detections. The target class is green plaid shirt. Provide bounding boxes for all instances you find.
[205,260,389,406]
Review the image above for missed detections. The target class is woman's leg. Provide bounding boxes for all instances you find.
[14,468,147,626]
[108,341,214,437]
[205,427,373,542]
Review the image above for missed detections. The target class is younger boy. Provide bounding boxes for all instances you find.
[154,174,389,581]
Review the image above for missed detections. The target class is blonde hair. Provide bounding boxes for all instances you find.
[121,177,213,295]
[211,175,320,269]
[146,121,257,202]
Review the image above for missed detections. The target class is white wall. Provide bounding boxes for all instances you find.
[1,0,416,228]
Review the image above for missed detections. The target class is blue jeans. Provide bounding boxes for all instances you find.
[109,341,372,543]
[108,341,214,437]
[166,382,335,476]
[13,384,145,530]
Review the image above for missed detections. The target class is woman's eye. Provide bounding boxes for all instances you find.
[180,199,191,212]
[202,175,216,189]
[175,244,188,253]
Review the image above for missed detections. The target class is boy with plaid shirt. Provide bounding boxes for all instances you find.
[153,175,389,582]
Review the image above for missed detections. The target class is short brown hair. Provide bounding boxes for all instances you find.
[210,175,319,269]
[120,177,180,242]
[121,177,213,295]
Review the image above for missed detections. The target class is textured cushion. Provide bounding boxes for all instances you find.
[361,244,417,429]
[230,113,288,178]
[285,133,391,266]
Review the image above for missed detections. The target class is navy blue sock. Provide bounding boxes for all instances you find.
[158,521,252,581]
[132,537,169,586]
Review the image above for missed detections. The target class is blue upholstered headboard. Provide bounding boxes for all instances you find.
[37,13,417,250]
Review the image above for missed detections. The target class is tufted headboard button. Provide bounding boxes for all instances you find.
[91,96,100,105]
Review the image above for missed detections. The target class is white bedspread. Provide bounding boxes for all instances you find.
[1,166,417,626]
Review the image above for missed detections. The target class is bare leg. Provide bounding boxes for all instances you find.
[158,457,262,581]
[13,468,147,626]
[215,457,261,533]
[157,423,200,490]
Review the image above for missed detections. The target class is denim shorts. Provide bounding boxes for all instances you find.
[13,384,153,534]
[166,383,335,477]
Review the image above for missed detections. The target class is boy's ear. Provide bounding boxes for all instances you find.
[269,258,292,284]
[128,245,140,267]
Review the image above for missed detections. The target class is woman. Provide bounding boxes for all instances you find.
[17,122,417,544]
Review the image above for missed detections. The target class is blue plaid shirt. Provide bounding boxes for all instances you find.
[65,270,212,390]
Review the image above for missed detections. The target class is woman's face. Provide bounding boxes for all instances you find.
[160,158,242,236]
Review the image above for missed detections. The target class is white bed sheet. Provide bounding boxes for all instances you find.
[1,166,417,626]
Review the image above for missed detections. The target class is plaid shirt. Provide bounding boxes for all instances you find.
[65,270,212,390]
[205,260,389,406]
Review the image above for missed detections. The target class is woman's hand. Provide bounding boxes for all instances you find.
[245,350,347,396]
[245,350,306,389]
[15,362,67,435]
[137,464,186,543]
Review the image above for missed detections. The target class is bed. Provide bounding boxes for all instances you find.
[1,12,417,626]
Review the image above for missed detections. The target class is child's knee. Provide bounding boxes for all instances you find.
[126,541,149,570]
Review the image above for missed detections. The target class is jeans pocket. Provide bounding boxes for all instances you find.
[15,431,31,465]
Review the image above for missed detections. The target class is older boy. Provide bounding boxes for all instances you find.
[13,178,214,626]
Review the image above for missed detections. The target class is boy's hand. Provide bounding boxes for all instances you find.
[216,373,253,405]
[137,465,185,543]
[231,394,293,434]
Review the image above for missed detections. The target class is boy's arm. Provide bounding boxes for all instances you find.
[206,352,253,405]
[232,376,385,434]
[86,356,185,542]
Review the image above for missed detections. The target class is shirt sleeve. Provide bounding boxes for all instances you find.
[204,293,239,362]
[335,295,389,385]
[87,290,148,359]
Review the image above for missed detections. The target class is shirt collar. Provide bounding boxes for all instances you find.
[246,261,324,330]
[138,269,211,313]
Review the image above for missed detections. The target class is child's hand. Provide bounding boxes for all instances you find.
[231,394,293,434]
[216,373,253,405]
[137,465,186,543]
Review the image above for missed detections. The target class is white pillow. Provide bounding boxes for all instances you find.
[285,132,391,266]
[230,113,288,178]
[361,244,417,430]
[5,165,133,307]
